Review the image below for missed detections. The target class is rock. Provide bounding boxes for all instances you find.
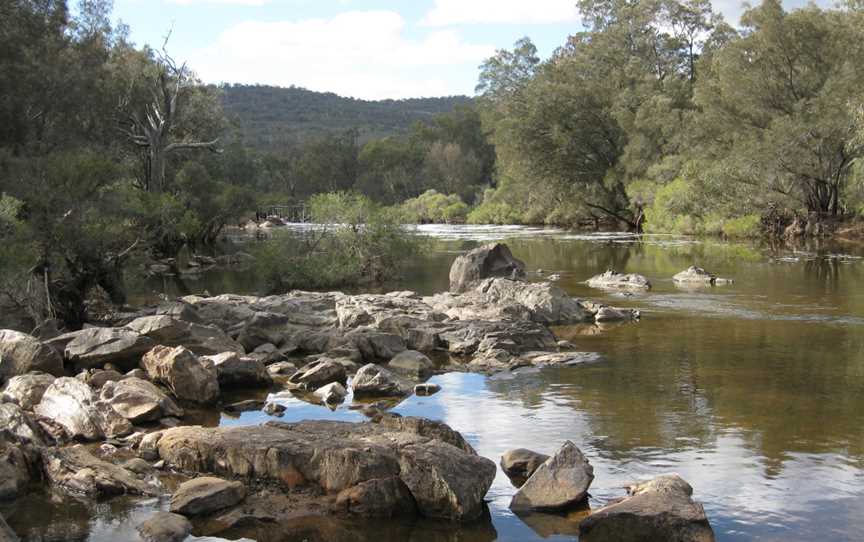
[267,361,297,377]
[501,448,550,487]
[335,476,417,518]
[125,368,148,380]
[0,440,36,501]
[125,315,244,356]
[137,512,192,542]
[414,383,441,396]
[155,418,495,521]
[449,243,527,293]
[83,369,123,389]
[586,270,652,290]
[100,377,184,423]
[351,364,407,397]
[141,346,220,404]
[170,476,246,516]
[0,513,17,542]
[55,327,156,372]
[510,441,594,512]
[387,350,435,378]
[346,330,407,362]
[0,330,63,383]
[594,305,640,322]
[0,403,45,445]
[263,402,286,416]
[223,399,265,413]
[578,474,715,542]
[203,352,272,388]
[138,430,165,460]
[673,266,717,284]
[35,377,132,440]
[122,457,153,476]
[287,358,346,391]
[314,382,347,405]
[155,301,202,323]
[42,445,158,497]
[1,372,55,409]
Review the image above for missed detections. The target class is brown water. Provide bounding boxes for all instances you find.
[5,225,864,541]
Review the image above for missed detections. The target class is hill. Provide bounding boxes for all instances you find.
[217,84,473,151]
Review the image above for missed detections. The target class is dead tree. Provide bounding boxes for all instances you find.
[119,42,220,192]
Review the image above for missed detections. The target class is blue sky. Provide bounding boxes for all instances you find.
[112,0,831,101]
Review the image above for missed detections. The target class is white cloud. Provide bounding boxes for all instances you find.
[186,10,495,99]
[422,0,579,26]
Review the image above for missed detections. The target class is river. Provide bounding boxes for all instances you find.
[5,225,864,541]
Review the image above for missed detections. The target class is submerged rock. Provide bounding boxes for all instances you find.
[449,243,527,293]
[510,441,594,512]
[0,330,63,382]
[141,346,220,404]
[170,476,246,516]
[586,270,652,290]
[137,512,192,542]
[42,445,158,497]
[351,364,407,397]
[578,474,715,542]
[154,417,495,521]
[1,372,56,409]
[501,448,550,487]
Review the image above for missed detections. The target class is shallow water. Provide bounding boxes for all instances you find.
[7,226,864,541]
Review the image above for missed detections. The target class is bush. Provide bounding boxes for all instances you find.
[721,214,762,238]
[467,201,522,225]
[401,190,469,223]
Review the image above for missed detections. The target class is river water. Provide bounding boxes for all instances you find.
[5,225,864,541]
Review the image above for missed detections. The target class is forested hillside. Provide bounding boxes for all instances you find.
[219,84,472,150]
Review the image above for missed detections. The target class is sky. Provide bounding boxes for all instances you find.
[112,0,832,101]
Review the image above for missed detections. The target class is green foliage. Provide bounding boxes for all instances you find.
[467,201,522,225]
[401,190,469,224]
[721,215,763,239]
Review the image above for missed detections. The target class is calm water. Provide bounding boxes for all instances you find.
[6,225,864,541]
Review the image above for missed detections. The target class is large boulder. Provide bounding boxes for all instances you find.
[203,352,272,388]
[35,377,132,440]
[287,358,347,391]
[578,474,715,542]
[141,346,220,404]
[56,327,156,371]
[510,441,594,512]
[501,448,550,487]
[100,377,184,423]
[586,270,652,290]
[137,512,192,542]
[125,315,244,356]
[0,330,63,383]
[42,445,158,497]
[170,476,246,516]
[1,372,55,409]
[351,364,407,397]
[335,476,417,518]
[154,417,495,522]
[387,350,435,379]
[449,243,527,293]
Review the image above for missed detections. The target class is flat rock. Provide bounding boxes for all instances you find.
[137,512,192,542]
[0,330,63,383]
[510,441,594,512]
[1,372,55,409]
[501,448,550,487]
[203,352,272,388]
[35,377,132,440]
[578,474,715,542]
[586,270,652,290]
[154,417,494,521]
[126,315,244,356]
[449,243,527,293]
[100,377,184,423]
[170,476,246,516]
[56,327,156,371]
[141,346,220,404]
[351,364,407,397]
[42,445,158,497]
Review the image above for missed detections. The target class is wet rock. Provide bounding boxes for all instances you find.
[287,358,346,391]
[55,327,157,372]
[449,243,527,293]
[510,441,594,512]
[501,448,550,487]
[42,445,158,497]
[586,270,652,290]
[335,476,417,518]
[35,377,132,440]
[203,352,272,388]
[100,377,184,423]
[594,305,640,323]
[155,418,494,521]
[387,350,434,378]
[141,346,220,404]
[1,372,55,409]
[170,476,246,516]
[314,382,347,405]
[351,364,407,397]
[126,315,244,356]
[0,513,17,542]
[137,512,192,542]
[0,330,63,382]
[414,383,441,396]
[578,474,715,542]
[0,403,46,445]
[673,266,717,284]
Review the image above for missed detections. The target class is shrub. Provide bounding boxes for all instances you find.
[467,201,522,225]
[721,214,762,238]
[401,190,469,223]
